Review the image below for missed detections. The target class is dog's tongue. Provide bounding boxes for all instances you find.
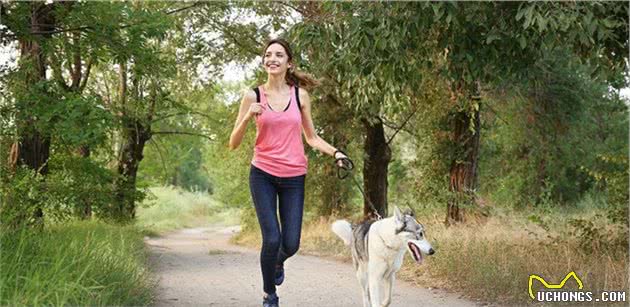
[408,242,423,264]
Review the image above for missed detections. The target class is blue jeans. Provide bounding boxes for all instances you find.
[249,164,306,295]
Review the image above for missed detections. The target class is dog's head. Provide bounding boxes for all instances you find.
[393,206,435,264]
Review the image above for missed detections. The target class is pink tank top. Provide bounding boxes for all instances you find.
[251,85,308,177]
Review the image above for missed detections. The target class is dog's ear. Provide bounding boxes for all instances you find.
[394,206,403,221]
[405,208,414,216]
[394,206,406,234]
[404,207,415,217]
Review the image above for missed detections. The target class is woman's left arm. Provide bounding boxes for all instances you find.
[300,88,346,160]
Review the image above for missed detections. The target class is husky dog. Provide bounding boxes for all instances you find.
[331,207,435,307]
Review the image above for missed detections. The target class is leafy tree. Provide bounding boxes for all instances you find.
[292,2,435,218]
[480,49,627,207]
[1,1,206,225]
[429,1,628,223]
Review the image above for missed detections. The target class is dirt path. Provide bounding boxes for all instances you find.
[145,226,482,307]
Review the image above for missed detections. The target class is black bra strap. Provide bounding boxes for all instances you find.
[253,87,260,103]
[295,86,301,111]
[254,86,301,112]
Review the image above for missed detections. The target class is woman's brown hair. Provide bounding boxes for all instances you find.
[262,38,320,90]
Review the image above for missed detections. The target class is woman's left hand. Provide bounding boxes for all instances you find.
[335,151,349,168]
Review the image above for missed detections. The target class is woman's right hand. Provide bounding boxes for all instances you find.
[246,103,265,119]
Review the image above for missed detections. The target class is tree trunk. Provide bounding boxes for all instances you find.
[446,103,481,225]
[12,2,56,227]
[113,120,151,223]
[111,62,154,223]
[362,117,391,219]
[16,133,51,176]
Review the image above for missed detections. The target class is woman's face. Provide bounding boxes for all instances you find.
[263,43,291,76]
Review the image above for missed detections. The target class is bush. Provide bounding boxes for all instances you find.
[0,154,117,228]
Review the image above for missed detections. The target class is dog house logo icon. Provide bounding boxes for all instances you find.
[528,271,584,300]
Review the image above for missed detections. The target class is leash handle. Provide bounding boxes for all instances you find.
[336,157,354,179]
[334,149,354,179]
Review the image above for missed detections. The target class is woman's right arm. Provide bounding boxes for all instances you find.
[229,89,258,150]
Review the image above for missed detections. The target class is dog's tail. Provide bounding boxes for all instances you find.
[331,220,352,246]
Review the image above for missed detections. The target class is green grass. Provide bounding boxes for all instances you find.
[135,186,240,235]
[0,220,155,306]
[0,186,241,306]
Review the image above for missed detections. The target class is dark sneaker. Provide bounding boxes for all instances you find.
[274,264,284,286]
[263,292,279,307]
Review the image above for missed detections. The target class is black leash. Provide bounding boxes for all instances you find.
[335,150,382,220]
